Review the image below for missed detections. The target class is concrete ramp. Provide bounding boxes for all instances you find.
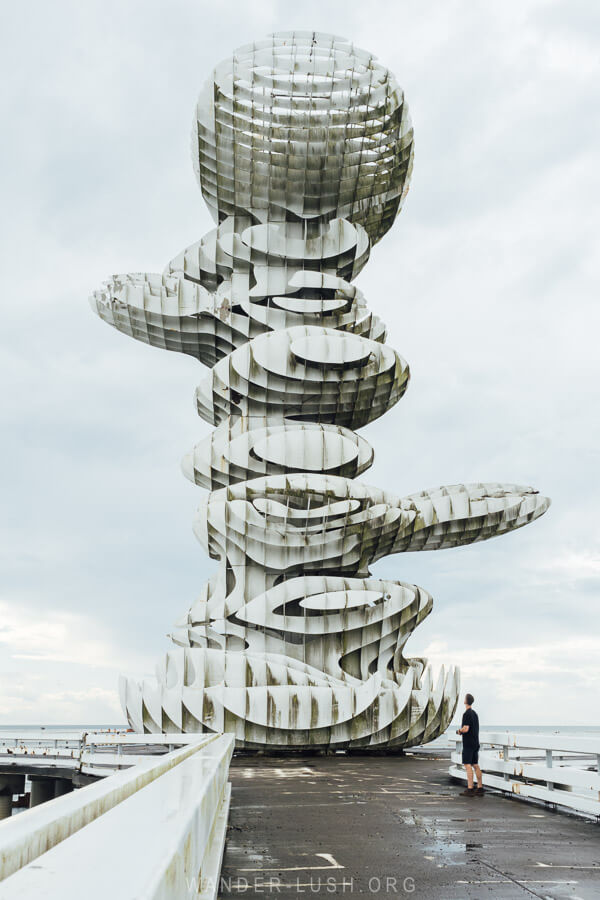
[221,754,600,900]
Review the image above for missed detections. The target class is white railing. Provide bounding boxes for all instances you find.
[0,732,84,770]
[0,732,234,899]
[0,730,207,776]
[81,731,213,775]
[450,731,600,819]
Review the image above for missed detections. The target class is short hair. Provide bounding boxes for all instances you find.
[465,693,474,705]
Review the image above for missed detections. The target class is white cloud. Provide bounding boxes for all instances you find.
[541,552,600,577]
[0,600,152,724]
[0,676,123,725]
[420,636,600,725]
[0,600,142,669]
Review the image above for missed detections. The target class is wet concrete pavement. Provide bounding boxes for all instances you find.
[220,753,600,899]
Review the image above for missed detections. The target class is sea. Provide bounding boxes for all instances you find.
[1,723,599,745]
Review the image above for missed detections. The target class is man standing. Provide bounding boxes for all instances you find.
[457,693,483,796]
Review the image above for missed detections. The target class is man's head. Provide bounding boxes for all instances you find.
[464,693,474,707]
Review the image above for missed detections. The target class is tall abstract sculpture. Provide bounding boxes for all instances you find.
[91,32,550,748]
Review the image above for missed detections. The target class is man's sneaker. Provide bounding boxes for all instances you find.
[475,787,485,796]
[461,788,476,796]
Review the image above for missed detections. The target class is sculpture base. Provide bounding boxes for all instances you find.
[119,649,459,751]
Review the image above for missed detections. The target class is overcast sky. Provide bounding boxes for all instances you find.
[1,0,598,727]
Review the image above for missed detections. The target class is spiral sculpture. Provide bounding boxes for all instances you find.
[91,32,550,748]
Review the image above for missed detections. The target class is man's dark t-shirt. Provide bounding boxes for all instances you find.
[461,708,479,749]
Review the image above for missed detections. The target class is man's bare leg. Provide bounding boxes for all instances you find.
[474,765,483,789]
[465,764,474,789]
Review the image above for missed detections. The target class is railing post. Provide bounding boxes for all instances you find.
[546,748,554,791]
[503,743,510,782]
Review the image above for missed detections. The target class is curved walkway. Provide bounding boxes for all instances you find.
[220,754,599,899]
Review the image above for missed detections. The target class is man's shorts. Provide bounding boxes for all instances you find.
[462,747,479,765]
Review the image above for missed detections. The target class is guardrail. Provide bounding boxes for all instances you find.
[0,732,84,772]
[0,732,234,898]
[450,731,600,819]
[0,730,210,777]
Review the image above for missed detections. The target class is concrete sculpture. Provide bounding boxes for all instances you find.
[91,32,550,748]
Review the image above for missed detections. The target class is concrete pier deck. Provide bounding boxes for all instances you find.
[220,754,600,899]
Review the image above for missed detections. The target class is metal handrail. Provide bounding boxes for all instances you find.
[450,731,600,819]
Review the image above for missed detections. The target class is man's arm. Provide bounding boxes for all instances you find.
[457,710,473,734]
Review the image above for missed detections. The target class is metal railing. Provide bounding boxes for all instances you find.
[0,730,211,776]
[450,731,600,819]
[0,732,84,771]
[0,732,234,899]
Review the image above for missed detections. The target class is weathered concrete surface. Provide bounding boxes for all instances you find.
[221,754,600,899]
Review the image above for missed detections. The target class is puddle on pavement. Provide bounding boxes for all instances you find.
[423,840,484,865]
[396,811,487,865]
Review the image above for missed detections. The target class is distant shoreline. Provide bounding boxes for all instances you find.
[1,723,599,732]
